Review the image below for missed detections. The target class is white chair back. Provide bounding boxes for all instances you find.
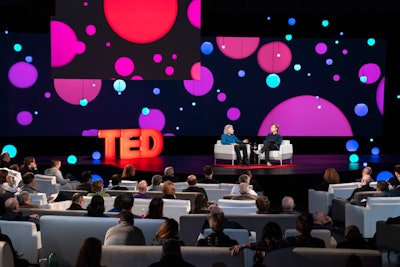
[82,196,116,211]
[119,180,137,190]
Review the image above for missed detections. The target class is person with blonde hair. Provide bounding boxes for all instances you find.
[314,167,340,191]
[87,180,110,197]
[162,180,177,199]
[122,164,138,181]
[152,218,184,246]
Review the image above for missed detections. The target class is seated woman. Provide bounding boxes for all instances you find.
[313,167,340,191]
[85,195,108,217]
[87,180,110,197]
[75,237,105,267]
[256,195,271,214]
[162,180,177,199]
[107,194,123,212]
[145,197,168,219]
[152,218,185,246]
[196,209,239,247]
[190,193,210,214]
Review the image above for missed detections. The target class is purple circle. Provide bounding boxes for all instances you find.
[315,42,328,55]
[8,62,38,88]
[342,49,348,55]
[86,25,96,36]
[376,77,384,115]
[16,111,33,126]
[138,108,165,131]
[358,63,381,84]
[333,74,340,81]
[153,54,162,63]
[44,92,51,98]
[105,42,111,47]
[115,57,134,76]
[227,107,241,121]
[165,66,174,76]
[217,93,226,102]
[183,66,214,96]
[172,54,177,60]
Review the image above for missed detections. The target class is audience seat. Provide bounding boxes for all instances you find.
[217,199,257,214]
[284,228,337,248]
[82,196,116,211]
[34,174,60,195]
[0,241,14,267]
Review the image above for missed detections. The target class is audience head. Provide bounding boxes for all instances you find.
[208,212,225,233]
[162,239,182,257]
[23,156,36,167]
[151,174,162,186]
[119,210,134,225]
[17,191,31,206]
[0,152,10,162]
[137,180,148,193]
[256,195,270,212]
[362,166,372,176]
[22,172,35,185]
[187,174,197,186]
[122,164,136,178]
[261,221,283,241]
[244,169,253,179]
[281,196,295,211]
[238,174,250,184]
[345,254,363,267]
[147,197,164,218]
[376,180,389,192]
[91,180,104,193]
[238,182,251,194]
[344,225,363,241]
[192,193,208,213]
[87,195,105,217]
[5,197,19,212]
[162,180,176,196]
[50,159,61,168]
[361,174,373,185]
[75,237,103,267]
[112,194,124,211]
[164,166,175,177]
[155,218,179,239]
[72,193,84,205]
[295,212,314,235]
[120,193,134,211]
[388,176,400,189]
[0,170,8,184]
[9,164,19,172]
[394,164,400,177]
[111,174,122,186]
[323,167,340,184]
[80,171,92,184]
[203,165,213,177]
[313,210,329,226]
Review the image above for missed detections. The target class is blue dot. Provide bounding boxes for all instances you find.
[113,79,126,93]
[142,107,150,115]
[92,151,101,160]
[238,70,245,77]
[371,147,380,155]
[2,144,17,158]
[179,107,183,111]
[376,171,393,181]
[153,87,160,95]
[346,140,359,152]
[322,20,329,27]
[91,174,103,184]
[25,56,33,63]
[288,18,296,26]
[176,126,180,130]
[192,102,196,106]
[360,76,367,83]
[285,34,293,41]
[354,103,368,117]
[367,38,375,46]
[201,41,214,55]
[67,155,78,164]
[293,64,301,71]
[326,58,333,65]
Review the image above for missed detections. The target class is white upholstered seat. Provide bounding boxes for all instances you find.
[257,140,293,165]
[214,140,251,165]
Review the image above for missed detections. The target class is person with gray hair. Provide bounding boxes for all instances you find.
[221,124,250,165]
[280,196,300,214]
[231,182,258,200]
[148,174,163,191]
[347,174,375,202]
[230,174,257,196]
[162,166,179,182]
[17,191,39,208]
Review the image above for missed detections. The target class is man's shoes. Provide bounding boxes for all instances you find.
[266,162,272,166]
[244,159,250,165]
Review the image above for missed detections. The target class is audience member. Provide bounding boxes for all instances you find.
[109,174,129,190]
[21,172,54,202]
[314,167,340,191]
[107,194,124,212]
[336,225,375,249]
[190,193,210,214]
[230,174,257,196]
[312,210,335,234]
[104,210,145,245]
[85,195,108,217]
[152,218,184,246]
[198,165,220,184]
[0,152,11,168]
[162,166,180,182]
[201,206,248,235]
[197,208,239,247]
[372,180,390,197]
[133,180,151,199]
[44,159,75,189]
[148,174,163,191]
[355,166,372,182]
[17,191,39,208]
[162,180,177,199]
[347,174,375,202]
[182,174,208,201]
[76,171,93,193]
[122,164,139,181]
[230,212,325,256]
[67,193,85,210]
[87,180,110,197]
[1,197,40,230]
[1,169,19,194]
[244,169,263,193]
[252,221,284,266]
[231,182,258,200]
[146,197,167,219]
[75,237,105,267]
[19,156,39,176]
[256,195,271,214]
[280,196,301,214]
[388,176,400,196]
[148,239,195,267]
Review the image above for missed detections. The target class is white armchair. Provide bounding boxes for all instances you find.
[214,140,251,165]
[257,140,293,165]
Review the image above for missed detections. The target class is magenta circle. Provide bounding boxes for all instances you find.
[315,42,328,55]
[333,74,340,81]
[86,25,96,36]
[217,93,226,102]
[115,57,134,76]
[216,37,260,59]
[153,54,162,63]
[358,63,381,84]
[257,41,292,73]
[54,79,102,105]
[187,0,200,29]
[183,66,214,96]
[165,66,174,76]
[16,111,33,126]
[44,92,51,98]
[138,109,165,131]
[227,107,241,121]
[8,62,38,88]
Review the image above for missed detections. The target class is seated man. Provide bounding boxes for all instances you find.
[147,174,163,191]
[347,174,375,202]
[133,180,151,199]
[109,174,128,190]
[255,123,282,166]
[280,196,301,215]
[76,171,93,193]
[312,210,334,233]
[104,210,145,245]
[182,175,208,201]
[67,193,85,210]
[21,172,54,202]
[230,174,257,196]
[1,197,40,230]
[44,159,75,190]
[231,183,258,200]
